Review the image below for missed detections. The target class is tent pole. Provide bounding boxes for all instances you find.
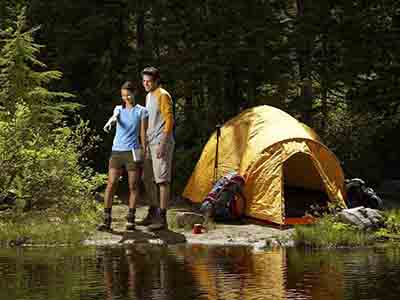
[214,124,221,183]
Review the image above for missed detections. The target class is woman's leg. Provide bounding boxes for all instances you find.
[127,169,140,209]
[104,168,122,208]
[126,168,140,230]
[97,167,121,231]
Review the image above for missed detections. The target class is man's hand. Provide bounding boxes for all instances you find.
[143,146,149,160]
[156,142,167,159]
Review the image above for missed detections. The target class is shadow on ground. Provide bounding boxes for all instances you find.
[111,226,187,245]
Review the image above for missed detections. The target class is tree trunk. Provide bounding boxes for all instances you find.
[296,0,314,125]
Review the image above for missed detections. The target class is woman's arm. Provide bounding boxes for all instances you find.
[103,106,120,132]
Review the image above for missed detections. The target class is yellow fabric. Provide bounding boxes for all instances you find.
[153,87,174,134]
[182,105,346,224]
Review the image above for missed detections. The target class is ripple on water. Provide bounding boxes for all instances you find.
[0,246,400,300]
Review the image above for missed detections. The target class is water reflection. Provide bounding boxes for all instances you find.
[0,245,400,300]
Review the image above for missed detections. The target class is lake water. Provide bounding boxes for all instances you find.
[0,244,399,300]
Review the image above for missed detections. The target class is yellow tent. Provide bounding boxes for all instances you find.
[182,105,346,224]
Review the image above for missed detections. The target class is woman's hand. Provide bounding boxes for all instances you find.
[103,114,118,133]
[103,120,113,133]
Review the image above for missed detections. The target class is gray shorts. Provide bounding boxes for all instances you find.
[148,142,174,184]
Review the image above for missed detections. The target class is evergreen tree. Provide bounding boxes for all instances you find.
[0,7,75,122]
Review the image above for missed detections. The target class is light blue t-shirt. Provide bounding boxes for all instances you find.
[112,105,148,151]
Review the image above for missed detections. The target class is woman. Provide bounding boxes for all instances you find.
[97,81,148,231]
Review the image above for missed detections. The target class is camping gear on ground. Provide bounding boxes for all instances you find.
[183,105,347,224]
[192,223,205,234]
[200,172,245,222]
[345,178,383,210]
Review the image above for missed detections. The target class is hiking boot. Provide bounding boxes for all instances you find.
[126,221,136,231]
[126,209,136,231]
[148,209,168,231]
[97,214,112,231]
[136,206,157,226]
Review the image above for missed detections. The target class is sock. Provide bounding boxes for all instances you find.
[104,207,112,215]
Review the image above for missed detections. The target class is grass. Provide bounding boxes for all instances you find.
[0,206,101,247]
[374,209,400,241]
[293,215,376,248]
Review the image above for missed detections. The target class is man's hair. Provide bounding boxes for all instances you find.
[141,66,161,82]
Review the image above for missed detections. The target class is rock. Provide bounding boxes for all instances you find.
[9,236,30,247]
[175,212,204,228]
[337,207,384,230]
[364,208,384,224]
[253,240,268,252]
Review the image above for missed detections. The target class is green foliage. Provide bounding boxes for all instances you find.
[0,7,76,121]
[5,0,399,192]
[293,215,376,248]
[0,207,101,246]
[0,8,104,213]
[0,106,106,211]
[384,210,400,234]
[0,6,105,248]
[375,210,400,241]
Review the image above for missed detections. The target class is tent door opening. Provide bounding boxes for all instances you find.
[283,153,329,218]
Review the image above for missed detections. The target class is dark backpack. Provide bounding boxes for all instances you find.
[200,172,245,221]
[345,178,383,210]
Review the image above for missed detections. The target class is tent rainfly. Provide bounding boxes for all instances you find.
[183,105,347,224]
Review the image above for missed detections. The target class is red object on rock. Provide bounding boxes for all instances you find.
[192,224,203,234]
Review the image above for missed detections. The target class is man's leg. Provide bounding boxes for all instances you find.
[148,142,174,231]
[159,182,169,210]
[136,153,158,226]
[97,167,121,231]
[126,168,140,230]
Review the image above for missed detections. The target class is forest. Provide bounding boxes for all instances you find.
[1,0,400,213]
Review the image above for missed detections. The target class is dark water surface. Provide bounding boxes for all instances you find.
[0,244,400,300]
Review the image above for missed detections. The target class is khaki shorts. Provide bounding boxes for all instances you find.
[148,142,174,184]
[109,151,143,171]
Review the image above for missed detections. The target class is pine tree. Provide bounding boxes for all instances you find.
[0,7,75,123]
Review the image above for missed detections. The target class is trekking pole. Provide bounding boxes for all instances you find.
[214,124,221,183]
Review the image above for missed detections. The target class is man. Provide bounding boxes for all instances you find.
[138,67,174,230]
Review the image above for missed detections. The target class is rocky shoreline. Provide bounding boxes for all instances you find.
[85,205,295,250]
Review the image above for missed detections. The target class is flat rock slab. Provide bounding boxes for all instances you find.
[175,212,204,228]
[86,205,294,248]
[185,224,293,247]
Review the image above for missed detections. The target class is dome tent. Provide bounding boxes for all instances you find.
[182,105,347,224]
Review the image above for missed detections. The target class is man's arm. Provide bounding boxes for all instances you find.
[159,93,174,145]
